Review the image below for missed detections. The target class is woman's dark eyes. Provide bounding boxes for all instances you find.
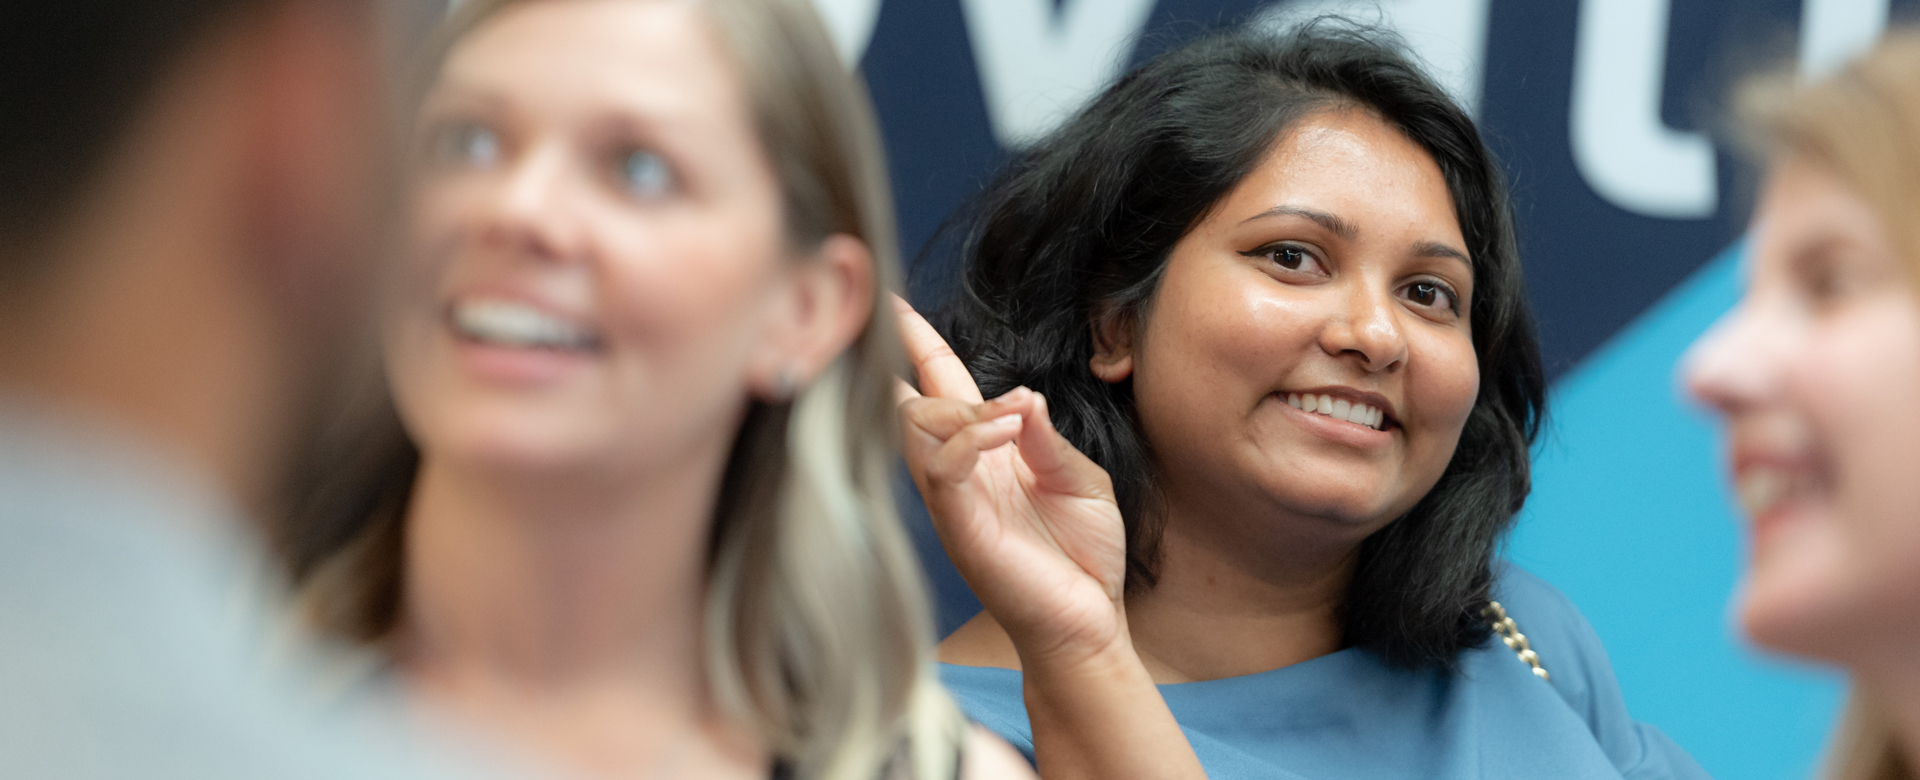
[1243,243,1326,274]
[1239,243,1462,315]
[1272,245,1309,270]
[1403,280,1459,313]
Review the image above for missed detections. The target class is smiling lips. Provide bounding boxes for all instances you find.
[1286,392,1388,431]
[450,298,603,352]
[1734,462,1824,521]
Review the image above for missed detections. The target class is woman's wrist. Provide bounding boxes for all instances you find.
[1019,632,1150,712]
[1013,621,1138,683]
[998,596,1133,675]
[1017,625,1206,779]
[1016,609,1155,726]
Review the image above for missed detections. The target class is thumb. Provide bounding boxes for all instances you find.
[1015,393,1114,501]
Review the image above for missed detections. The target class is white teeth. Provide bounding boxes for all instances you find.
[1284,392,1387,431]
[451,299,599,350]
[1737,469,1788,517]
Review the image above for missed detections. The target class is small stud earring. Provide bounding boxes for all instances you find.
[770,366,798,401]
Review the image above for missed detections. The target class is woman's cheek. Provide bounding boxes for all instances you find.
[1815,298,1920,612]
[1413,331,1481,437]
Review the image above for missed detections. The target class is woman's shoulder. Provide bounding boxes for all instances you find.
[1484,562,1709,780]
[1484,561,1615,719]
[1489,561,1589,628]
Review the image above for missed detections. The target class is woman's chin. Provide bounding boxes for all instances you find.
[1735,561,1857,663]
[418,421,607,476]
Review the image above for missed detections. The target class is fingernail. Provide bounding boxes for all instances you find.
[1000,386,1032,403]
[991,413,1022,429]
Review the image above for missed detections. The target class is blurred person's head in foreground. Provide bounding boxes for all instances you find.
[0,2,495,779]
[0,0,390,512]
[1686,29,1920,780]
[281,1,1023,779]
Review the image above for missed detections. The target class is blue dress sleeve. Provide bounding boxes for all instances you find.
[1492,563,1713,780]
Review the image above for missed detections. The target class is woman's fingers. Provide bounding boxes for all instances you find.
[925,414,1024,486]
[1015,392,1116,502]
[893,294,985,403]
[900,387,1037,443]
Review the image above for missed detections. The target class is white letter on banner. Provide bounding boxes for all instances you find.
[1798,0,1889,79]
[960,0,1159,147]
[807,0,884,67]
[1257,0,1491,117]
[1570,0,1717,219]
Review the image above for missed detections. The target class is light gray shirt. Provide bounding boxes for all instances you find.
[0,401,523,779]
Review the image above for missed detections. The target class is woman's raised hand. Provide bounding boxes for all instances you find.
[894,297,1207,780]
[892,296,1130,666]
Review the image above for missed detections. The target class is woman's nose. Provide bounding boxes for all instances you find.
[1322,284,1408,373]
[482,141,586,262]
[1682,302,1780,415]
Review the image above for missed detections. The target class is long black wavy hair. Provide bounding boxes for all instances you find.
[930,20,1545,669]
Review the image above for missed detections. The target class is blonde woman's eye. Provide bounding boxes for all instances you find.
[619,150,674,198]
[431,121,500,168]
[1798,252,1855,306]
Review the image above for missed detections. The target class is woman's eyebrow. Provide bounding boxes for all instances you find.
[1241,205,1358,241]
[1413,239,1472,266]
[423,79,507,109]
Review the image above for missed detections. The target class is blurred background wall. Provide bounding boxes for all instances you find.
[801,1,1920,778]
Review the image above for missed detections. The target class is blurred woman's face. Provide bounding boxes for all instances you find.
[1101,108,1480,555]
[387,0,794,475]
[1687,155,1920,662]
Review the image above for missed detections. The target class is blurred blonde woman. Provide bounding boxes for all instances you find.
[279,1,1030,778]
[1686,30,1920,780]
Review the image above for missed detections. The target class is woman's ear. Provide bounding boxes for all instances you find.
[749,233,875,399]
[1088,310,1135,383]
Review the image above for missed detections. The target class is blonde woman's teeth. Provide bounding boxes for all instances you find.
[452,299,599,350]
[1285,393,1385,430]
[1736,468,1789,517]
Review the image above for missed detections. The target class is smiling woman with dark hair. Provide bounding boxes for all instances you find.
[896,20,1710,779]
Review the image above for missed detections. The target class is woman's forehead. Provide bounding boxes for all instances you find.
[442,1,750,133]
[1214,111,1467,255]
[1751,158,1897,275]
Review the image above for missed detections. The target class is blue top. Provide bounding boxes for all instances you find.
[940,563,1709,779]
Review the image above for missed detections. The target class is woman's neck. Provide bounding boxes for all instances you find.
[395,445,765,778]
[402,453,720,682]
[1123,500,1361,684]
[1857,654,1920,771]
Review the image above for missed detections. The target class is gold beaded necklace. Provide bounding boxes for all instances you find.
[1481,601,1550,681]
